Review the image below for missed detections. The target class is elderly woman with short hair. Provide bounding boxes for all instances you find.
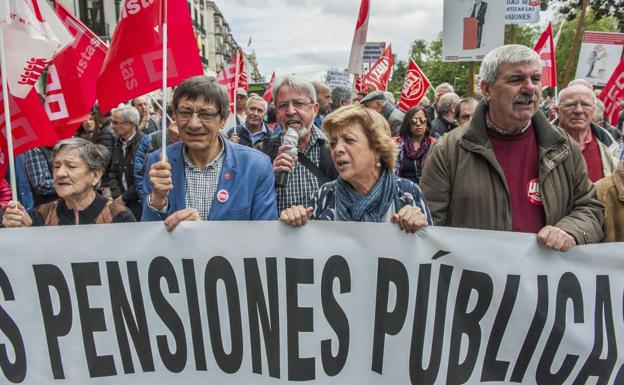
[280,104,432,232]
[2,138,136,227]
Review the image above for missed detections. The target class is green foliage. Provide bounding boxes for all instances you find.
[558,0,624,30]
[553,9,620,85]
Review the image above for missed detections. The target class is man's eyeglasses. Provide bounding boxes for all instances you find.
[111,120,130,125]
[176,109,220,122]
[276,100,314,112]
[560,100,595,112]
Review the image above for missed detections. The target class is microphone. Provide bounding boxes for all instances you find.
[275,127,300,187]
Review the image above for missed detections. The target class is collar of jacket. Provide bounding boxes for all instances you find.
[461,100,569,171]
[551,117,616,147]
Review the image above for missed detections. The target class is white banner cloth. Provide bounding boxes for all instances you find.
[0,222,622,384]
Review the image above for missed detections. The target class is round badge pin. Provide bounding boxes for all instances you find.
[217,189,229,203]
[224,172,232,180]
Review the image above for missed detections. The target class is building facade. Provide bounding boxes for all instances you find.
[54,0,260,77]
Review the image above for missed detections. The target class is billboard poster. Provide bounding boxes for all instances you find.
[442,0,506,62]
[574,31,624,87]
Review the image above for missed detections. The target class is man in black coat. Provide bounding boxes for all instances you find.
[108,106,143,219]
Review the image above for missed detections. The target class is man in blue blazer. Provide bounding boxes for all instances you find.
[142,76,277,230]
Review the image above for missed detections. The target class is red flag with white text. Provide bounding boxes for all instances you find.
[44,2,108,139]
[0,75,59,179]
[0,0,72,99]
[533,23,557,89]
[361,45,393,92]
[599,59,624,126]
[217,51,247,113]
[347,0,369,74]
[263,71,275,102]
[96,0,203,112]
[399,58,431,112]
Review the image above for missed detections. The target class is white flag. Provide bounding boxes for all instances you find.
[0,0,72,98]
[347,0,370,74]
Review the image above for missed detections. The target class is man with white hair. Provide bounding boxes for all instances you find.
[270,75,337,212]
[433,82,454,108]
[421,45,603,252]
[554,84,620,182]
[109,106,144,219]
[227,95,274,151]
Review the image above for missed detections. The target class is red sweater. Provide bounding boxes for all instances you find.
[488,125,546,233]
[581,138,604,183]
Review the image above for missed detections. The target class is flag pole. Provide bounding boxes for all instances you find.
[148,94,173,124]
[0,21,18,201]
[160,0,168,161]
[233,50,240,136]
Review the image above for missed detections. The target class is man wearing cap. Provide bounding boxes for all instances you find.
[420,44,603,252]
[235,88,248,126]
[361,90,405,136]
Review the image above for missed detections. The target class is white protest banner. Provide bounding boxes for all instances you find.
[0,222,622,384]
[442,0,505,62]
[505,0,540,25]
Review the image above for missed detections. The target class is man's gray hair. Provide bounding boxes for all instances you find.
[246,95,268,111]
[53,137,110,173]
[331,85,353,109]
[112,106,140,127]
[435,82,454,93]
[272,75,317,103]
[479,44,541,84]
[437,92,461,114]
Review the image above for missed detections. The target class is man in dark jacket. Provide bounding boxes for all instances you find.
[108,106,143,219]
[227,95,275,152]
[421,44,603,252]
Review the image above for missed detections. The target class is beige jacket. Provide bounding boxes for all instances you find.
[595,161,624,242]
[420,101,604,244]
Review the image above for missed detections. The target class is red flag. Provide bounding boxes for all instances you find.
[354,68,368,92]
[43,2,108,139]
[399,58,431,112]
[96,0,203,112]
[361,45,393,92]
[263,71,275,102]
[533,23,557,89]
[599,59,624,126]
[0,78,59,179]
[217,50,247,113]
[347,0,370,74]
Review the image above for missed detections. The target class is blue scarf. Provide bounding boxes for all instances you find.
[336,168,396,222]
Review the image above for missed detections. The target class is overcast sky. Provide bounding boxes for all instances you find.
[215,0,445,81]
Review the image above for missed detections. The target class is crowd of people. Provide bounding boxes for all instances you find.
[1,44,623,246]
